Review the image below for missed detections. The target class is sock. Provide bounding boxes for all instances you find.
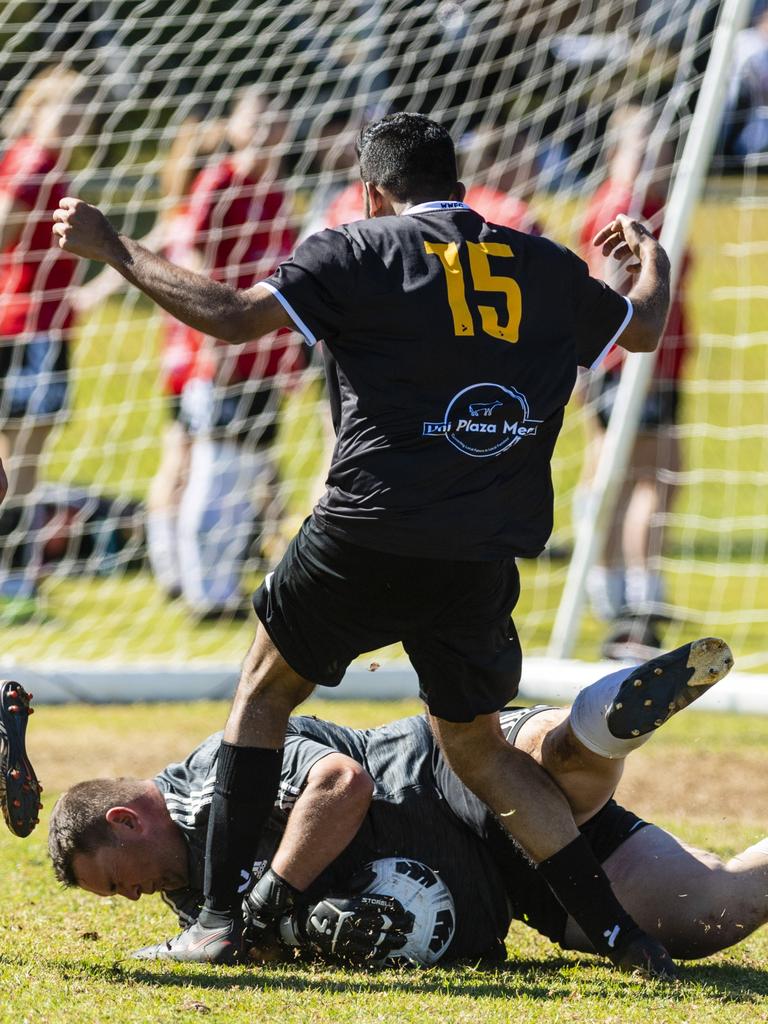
[569,666,652,759]
[200,741,284,925]
[537,834,642,961]
[586,566,626,622]
[624,567,665,614]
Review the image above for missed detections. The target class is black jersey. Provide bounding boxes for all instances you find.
[263,202,631,560]
[154,714,511,960]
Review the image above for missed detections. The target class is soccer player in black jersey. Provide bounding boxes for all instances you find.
[53,113,672,974]
[50,637,768,969]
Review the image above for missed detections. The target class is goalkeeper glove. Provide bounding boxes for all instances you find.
[279,892,415,964]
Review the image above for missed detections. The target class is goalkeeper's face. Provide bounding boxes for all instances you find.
[72,809,188,901]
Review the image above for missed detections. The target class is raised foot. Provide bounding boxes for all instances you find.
[132,917,243,963]
[0,681,42,838]
[607,637,733,741]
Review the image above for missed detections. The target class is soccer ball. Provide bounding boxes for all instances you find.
[360,857,455,966]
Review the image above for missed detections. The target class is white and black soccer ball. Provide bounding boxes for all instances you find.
[360,857,455,966]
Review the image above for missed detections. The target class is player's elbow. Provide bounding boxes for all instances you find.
[317,759,374,811]
[618,320,662,354]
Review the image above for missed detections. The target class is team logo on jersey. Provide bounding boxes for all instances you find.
[423,382,542,458]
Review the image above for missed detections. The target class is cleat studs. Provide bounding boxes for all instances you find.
[654,719,664,727]
[10,770,20,780]
[644,699,653,707]
[669,702,676,711]
[12,799,21,808]
[631,729,640,737]
[8,689,18,698]
[27,707,34,715]
[633,679,643,688]
[654,668,663,676]
[27,693,33,700]
[615,702,623,710]
[8,705,20,714]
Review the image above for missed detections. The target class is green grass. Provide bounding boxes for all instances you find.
[2,194,767,667]
[3,698,768,1024]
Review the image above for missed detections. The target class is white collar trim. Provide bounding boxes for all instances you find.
[402,200,475,215]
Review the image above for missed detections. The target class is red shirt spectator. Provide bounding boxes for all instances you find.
[0,136,78,337]
[184,158,300,386]
[580,179,690,382]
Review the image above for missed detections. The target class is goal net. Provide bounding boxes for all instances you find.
[0,0,764,696]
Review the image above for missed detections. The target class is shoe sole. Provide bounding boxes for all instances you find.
[0,682,42,838]
[606,637,734,740]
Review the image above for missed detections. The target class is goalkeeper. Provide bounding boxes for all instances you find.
[53,111,672,976]
[47,636,766,968]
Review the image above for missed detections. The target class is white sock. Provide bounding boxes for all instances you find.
[570,666,656,759]
[586,566,626,621]
[625,568,665,614]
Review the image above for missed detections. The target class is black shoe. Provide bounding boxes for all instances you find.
[614,934,678,981]
[606,637,734,741]
[601,614,664,661]
[132,916,243,963]
[0,682,42,838]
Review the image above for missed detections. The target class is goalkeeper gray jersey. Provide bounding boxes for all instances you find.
[153,714,512,960]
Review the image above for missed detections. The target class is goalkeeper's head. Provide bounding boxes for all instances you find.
[356,112,464,215]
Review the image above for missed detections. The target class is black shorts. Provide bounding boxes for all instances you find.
[592,371,679,431]
[252,515,523,722]
[434,705,649,945]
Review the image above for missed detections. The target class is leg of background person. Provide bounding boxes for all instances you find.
[580,425,630,622]
[429,713,662,970]
[146,421,192,597]
[0,422,53,600]
[562,826,768,958]
[201,624,315,922]
[622,431,679,616]
[177,436,263,613]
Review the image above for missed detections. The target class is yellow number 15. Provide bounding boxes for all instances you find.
[424,240,522,343]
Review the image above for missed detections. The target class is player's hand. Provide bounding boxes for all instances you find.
[283,892,415,964]
[592,213,657,274]
[52,197,122,264]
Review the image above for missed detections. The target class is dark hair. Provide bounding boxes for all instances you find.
[48,778,146,887]
[356,112,458,202]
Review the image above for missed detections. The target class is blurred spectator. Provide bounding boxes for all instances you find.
[0,67,88,623]
[723,6,768,160]
[577,105,691,659]
[75,113,226,602]
[173,87,303,618]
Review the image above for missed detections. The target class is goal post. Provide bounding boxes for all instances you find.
[549,0,756,659]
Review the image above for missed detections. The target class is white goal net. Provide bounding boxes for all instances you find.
[0,0,765,697]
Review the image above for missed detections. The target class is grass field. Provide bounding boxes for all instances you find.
[0,190,763,671]
[2,697,768,1024]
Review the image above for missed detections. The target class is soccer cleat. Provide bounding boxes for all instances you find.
[606,638,733,741]
[614,934,678,981]
[132,916,243,964]
[0,681,42,838]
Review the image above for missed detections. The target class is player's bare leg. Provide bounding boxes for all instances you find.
[429,711,675,978]
[138,624,315,962]
[563,827,768,959]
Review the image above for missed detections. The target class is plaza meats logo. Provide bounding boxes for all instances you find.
[423,382,541,458]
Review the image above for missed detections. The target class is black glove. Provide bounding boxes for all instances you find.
[280,892,415,964]
[243,867,298,941]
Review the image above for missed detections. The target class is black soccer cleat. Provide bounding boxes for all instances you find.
[132,916,243,964]
[0,681,42,838]
[606,637,734,741]
[614,934,678,981]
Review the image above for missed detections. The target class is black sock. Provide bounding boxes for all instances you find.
[199,741,284,925]
[537,834,642,961]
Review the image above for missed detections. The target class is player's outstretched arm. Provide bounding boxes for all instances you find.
[52,197,291,343]
[593,213,670,354]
